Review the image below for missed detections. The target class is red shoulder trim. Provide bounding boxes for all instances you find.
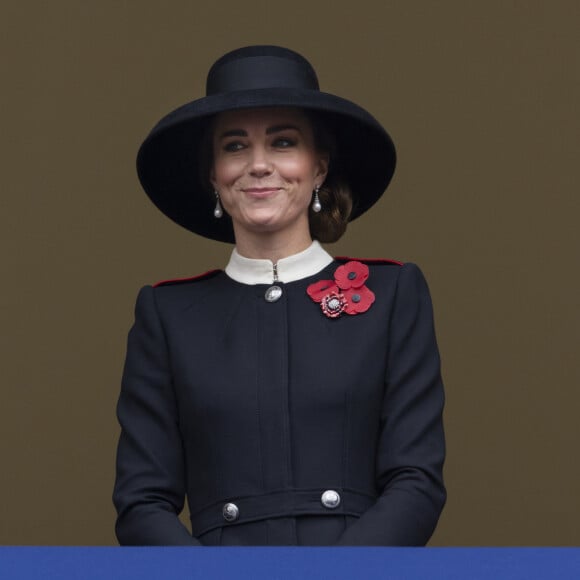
[153,269,222,287]
[334,256,404,266]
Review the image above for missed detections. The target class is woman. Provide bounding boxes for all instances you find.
[113,45,446,546]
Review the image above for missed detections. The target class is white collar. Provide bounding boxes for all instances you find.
[225,241,334,285]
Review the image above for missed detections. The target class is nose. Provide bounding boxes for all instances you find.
[248,146,273,177]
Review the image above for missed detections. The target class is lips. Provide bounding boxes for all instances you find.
[241,187,282,197]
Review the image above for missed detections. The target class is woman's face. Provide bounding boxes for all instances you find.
[210,107,328,243]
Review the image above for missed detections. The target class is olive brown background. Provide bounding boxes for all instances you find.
[1,1,579,545]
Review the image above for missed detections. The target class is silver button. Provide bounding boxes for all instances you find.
[222,502,239,522]
[265,285,283,302]
[321,490,341,509]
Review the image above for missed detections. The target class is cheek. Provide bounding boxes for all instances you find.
[278,156,317,181]
[213,158,242,186]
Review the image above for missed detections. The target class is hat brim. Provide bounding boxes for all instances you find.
[137,88,396,243]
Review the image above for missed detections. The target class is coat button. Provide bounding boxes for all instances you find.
[222,502,239,522]
[321,490,341,509]
[265,285,283,302]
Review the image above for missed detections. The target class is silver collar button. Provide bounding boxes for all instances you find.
[265,285,283,302]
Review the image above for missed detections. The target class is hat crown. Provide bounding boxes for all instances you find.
[206,45,320,96]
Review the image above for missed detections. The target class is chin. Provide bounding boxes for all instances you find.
[242,210,285,230]
[233,206,308,237]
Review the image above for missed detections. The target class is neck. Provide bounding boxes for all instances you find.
[233,228,313,264]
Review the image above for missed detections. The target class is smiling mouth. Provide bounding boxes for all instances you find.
[242,187,281,196]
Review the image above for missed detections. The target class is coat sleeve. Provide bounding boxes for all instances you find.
[336,262,446,546]
[113,285,200,546]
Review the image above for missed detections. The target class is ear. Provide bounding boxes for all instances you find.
[209,168,217,191]
[315,153,329,185]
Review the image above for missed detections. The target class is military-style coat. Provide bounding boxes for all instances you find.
[113,245,446,546]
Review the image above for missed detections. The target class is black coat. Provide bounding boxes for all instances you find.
[113,259,446,546]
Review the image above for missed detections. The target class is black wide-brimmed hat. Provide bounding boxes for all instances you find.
[137,45,396,243]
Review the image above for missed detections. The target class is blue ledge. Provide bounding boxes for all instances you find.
[1,547,579,579]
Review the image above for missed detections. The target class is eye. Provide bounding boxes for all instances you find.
[272,137,296,148]
[223,140,245,152]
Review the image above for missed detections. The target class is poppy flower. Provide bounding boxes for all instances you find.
[320,291,347,318]
[343,286,375,314]
[307,260,375,319]
[334,261,369,290]
[307,279,338,303]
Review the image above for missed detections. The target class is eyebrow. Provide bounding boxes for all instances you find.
[217,124,302,140]
[266,124,301,135]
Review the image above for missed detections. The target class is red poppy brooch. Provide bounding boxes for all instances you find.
[307,261,375,319]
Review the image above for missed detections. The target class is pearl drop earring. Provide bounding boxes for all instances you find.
[213,190,223,218]
[312,186,322,213]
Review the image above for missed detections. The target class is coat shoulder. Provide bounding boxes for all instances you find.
[334,255,404,267]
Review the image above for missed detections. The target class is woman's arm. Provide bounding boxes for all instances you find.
[113,285,199,546]
[336,263,446,545]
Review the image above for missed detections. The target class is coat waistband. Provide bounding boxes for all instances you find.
[189,489,376,537]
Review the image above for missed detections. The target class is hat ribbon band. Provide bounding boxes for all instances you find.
[206,56,319,95]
